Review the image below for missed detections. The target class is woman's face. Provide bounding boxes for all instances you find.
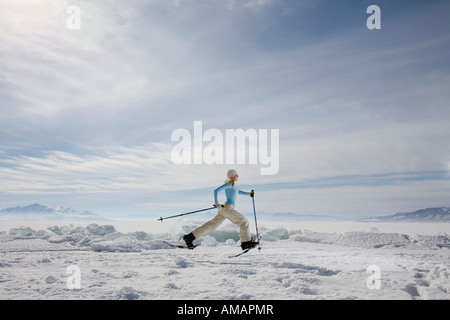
[233,174,239,182]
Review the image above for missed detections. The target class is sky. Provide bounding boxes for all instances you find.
[0,0,449,220]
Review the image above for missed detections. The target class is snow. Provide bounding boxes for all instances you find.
[0,220,449,300]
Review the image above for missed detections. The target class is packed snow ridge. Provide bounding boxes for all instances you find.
[1,222,449,300]
[1,223,449,253]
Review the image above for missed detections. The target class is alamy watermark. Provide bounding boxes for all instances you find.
[366,265,381,290]
[66,5,81,30]
[366,5,381,30]
[67,265,81,289]
[171,121,279,175]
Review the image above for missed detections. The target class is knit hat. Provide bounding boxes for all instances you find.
[226,169,238,179]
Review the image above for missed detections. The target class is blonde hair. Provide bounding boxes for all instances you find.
[224,177,235,186]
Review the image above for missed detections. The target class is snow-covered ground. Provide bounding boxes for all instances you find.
[0,220,449,300]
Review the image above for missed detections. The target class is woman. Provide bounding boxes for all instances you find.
[183,169,258,251]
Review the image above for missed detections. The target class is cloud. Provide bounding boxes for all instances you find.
[0,143,261,196]
[254,178,450,218]
[279,118,450,183]
[0,145,168,194]
[0,1,151,123]
[1,0,449,217]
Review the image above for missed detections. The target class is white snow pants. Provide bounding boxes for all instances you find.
[191,204,251,242]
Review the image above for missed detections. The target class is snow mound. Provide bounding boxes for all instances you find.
[1,221,449,300]
[116,286,140,300]
[200,235,218,247]
[276,262,341,276]
[1,223,449,253]
[0,223,172,253]
[289,230,450,249]
[91,236,144,252]
[334,232,414,248]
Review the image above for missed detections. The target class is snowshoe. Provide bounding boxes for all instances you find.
[182,233,196,249]
[240,239,259,250]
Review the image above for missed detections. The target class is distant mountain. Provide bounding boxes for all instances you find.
[0,203,104,220]
[258,211,346,221]
[370,207,450,221]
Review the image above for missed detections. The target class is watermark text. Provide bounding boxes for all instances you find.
[171,121,279,175]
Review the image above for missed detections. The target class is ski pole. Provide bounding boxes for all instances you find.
[251,190,261,251]
[157,206,216,222]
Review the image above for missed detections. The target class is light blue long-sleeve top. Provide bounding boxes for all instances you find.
[214,182,248,207]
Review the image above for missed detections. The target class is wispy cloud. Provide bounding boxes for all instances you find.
[0,144,168,194]
[0,0,449,217]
